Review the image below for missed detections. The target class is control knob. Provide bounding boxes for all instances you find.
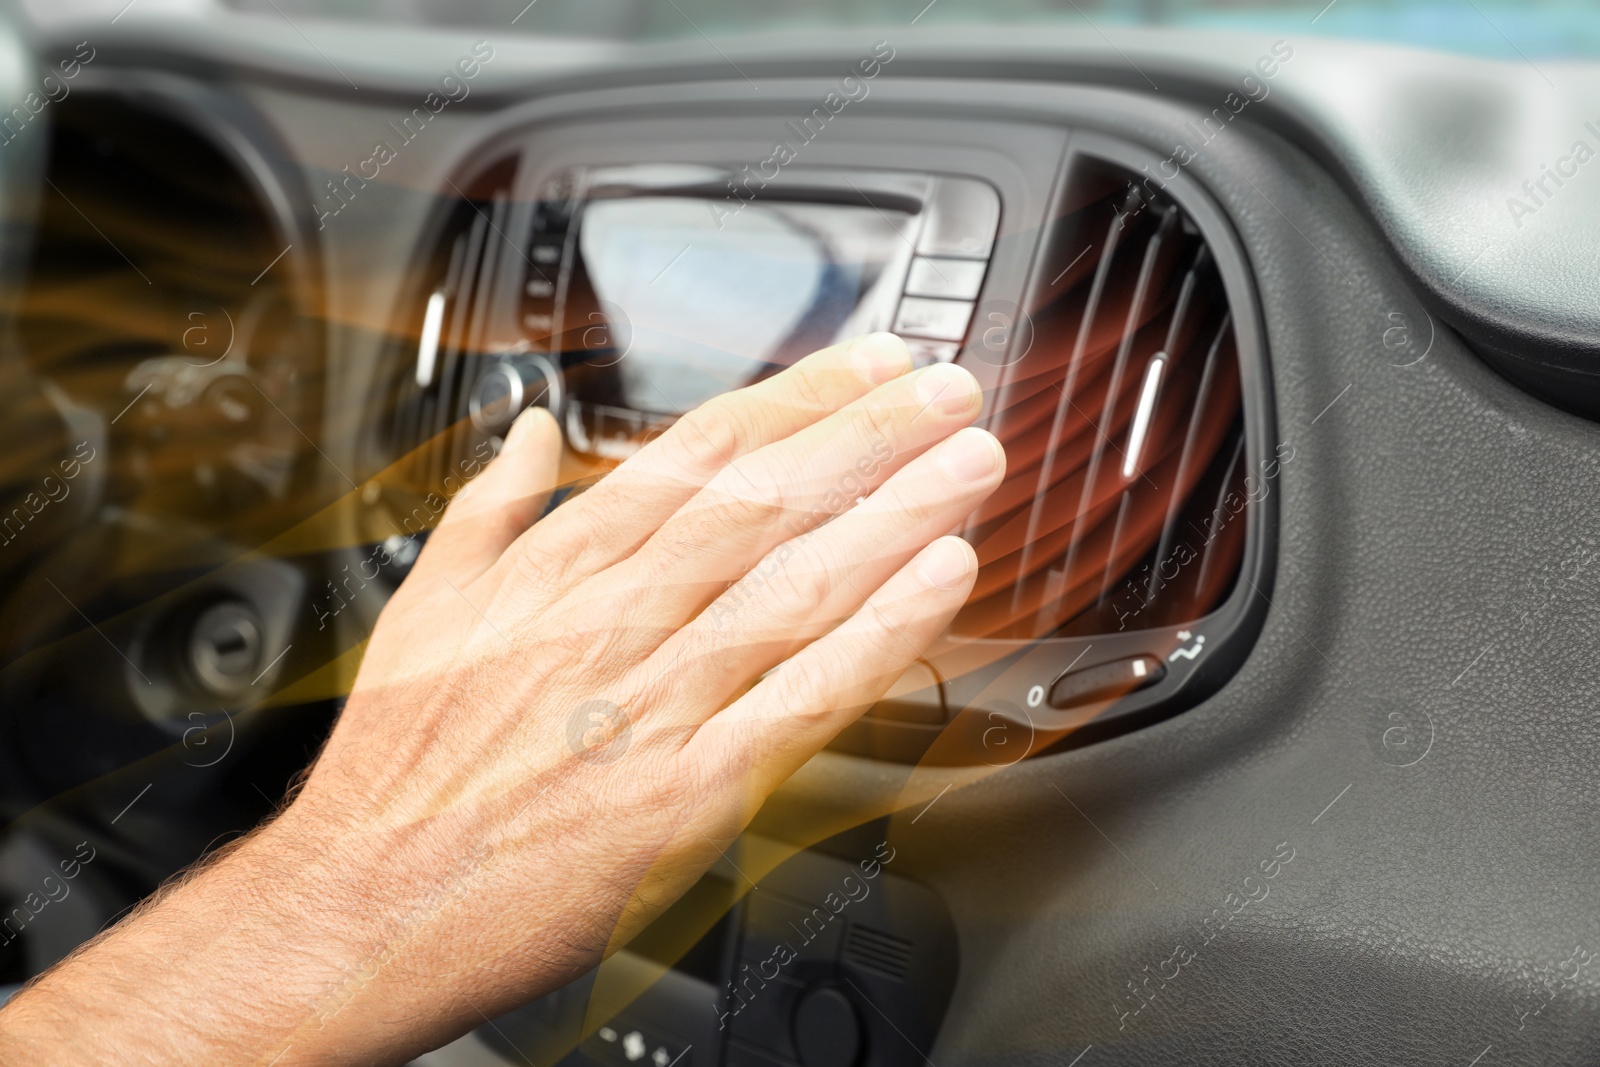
[468,354,561,436]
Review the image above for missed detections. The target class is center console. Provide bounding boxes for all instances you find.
[373,98,1272,768]
[368,87,1276,1067]
[497,164,1000,460]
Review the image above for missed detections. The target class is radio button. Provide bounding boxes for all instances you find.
[905,257,986,300]
[893,297,975,342]
[918,177,999,259]
[904,339,960,367]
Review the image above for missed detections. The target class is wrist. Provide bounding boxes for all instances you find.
[0,815,412,1065]
[241,800,521,1063]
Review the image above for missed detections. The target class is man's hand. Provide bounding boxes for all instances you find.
[0,334,1004,1065]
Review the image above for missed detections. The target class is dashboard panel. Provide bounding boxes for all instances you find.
[2,14,1599,1067]
[363,91,1277,777]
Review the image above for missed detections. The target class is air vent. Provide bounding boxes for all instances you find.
[842,923,913,981]
[839,144,1272,762]
[956,160,1248,642]
[385,155,520,490]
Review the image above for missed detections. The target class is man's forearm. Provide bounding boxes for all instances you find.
[0,812,474,1065]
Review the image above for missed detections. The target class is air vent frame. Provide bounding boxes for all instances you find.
[882,130,1278,762]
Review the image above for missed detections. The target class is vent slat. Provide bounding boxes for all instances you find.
[842,924,913,981]
[1097,489,1133,603]
[385,157,517,507]
[1192,431,1246,598]
[1161,249,1205,357]
[1148,312,1230,605]
[447,192,510,477]
[466,194,508,362]
[1059,207,1175,604]
[1008,204,1131,616]
[432,209,489,488]
[400,232,468,467]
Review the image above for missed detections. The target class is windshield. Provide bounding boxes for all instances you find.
[224,0,1600,60]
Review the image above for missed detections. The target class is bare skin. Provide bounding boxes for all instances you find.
[0,333,1004,1065]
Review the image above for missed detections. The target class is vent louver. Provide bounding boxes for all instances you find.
[842,924,913,981]
[956,161,1248,643]
[386,156,520,489]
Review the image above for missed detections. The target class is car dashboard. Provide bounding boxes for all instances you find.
[2,12,1600,1066]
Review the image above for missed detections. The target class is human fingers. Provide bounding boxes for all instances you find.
[691,535,978,795]
[625,426,1003,730]
[490,333,913,597]
[403,405,562,590]
[573,362,985,653]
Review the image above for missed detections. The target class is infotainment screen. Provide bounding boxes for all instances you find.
[573,196,914,416]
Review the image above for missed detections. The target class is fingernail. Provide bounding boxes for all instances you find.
[851,333,912,385]
[937,428,1002,483]
[914,363,980,416]
[916,537,975,591]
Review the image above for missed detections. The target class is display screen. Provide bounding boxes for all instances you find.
[566,195,913,418]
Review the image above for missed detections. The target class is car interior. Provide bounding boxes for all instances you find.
[1,0,1598,1063]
